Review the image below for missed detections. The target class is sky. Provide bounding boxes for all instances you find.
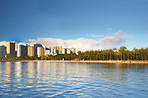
[0,0,148,51]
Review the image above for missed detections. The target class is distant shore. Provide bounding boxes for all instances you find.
[0,60,148,64]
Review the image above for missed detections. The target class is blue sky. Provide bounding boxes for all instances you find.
[0,0,148,50]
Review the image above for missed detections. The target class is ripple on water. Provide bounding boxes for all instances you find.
[0,62,148,97]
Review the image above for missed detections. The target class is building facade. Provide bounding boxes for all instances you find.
[34,44,43,56]
[70,48,76,53]
[62,48,67,54]
[37,47,44,57]
[17,44,28,57]
[67,48,71,54]
[44,47,51,56]
[0,45,6,57]
[28,46,35,56]
[7,42,15,56]
[53,46,62,54]
[28,44,43,57]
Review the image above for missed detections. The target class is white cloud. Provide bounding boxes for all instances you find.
[91,34,104,38]
[28,31,131,51]
[98,31,131,48]
[0,31,130,52]
[29,38,102,51]
[0,41,7,46]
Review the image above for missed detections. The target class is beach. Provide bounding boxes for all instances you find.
[2,60,147,64]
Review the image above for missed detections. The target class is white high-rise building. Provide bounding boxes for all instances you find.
[37,47,44,57]
[17,44,27,57]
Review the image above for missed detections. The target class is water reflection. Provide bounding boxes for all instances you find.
[0,61,148,97]
[0,62,148,82]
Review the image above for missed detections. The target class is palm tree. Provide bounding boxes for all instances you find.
[113,48,118,60]
[119,46,127,60]
[133,48,138,60]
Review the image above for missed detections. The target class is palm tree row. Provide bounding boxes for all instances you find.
[77,46,148,60]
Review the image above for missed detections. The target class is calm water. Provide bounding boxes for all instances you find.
[0,62,148,98]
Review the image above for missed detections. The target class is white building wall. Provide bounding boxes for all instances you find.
[37,47,44,57]
[67,49,71,54]
[17,44,21,57]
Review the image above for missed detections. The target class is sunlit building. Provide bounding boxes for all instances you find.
[67,48,71,54]
[70,48,76,53]
[61,48,76,54]
[44,47,51,56]
[17,44,28,57]
[28,45,35,56]
[7,42,15,57]
[53,46,62,54]
[34,44,43,56]
[37,47,44,57]
[28,43,43,57]
[62,48,67,54]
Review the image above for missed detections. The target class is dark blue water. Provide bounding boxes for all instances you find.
[0,61,148,98]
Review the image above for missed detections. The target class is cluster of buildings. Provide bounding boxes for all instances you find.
[0,42,76,57]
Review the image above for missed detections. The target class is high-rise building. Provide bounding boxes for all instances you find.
[61,48,76,54]
[67,48,71,54]
[70,48,76,53]
[37,47,44,57]
[28,46,35,56]
[34,44,43,56]
[62,48,67,54]
[0,45,6,57]
[44,47,51,56]
[28,44,42,57]
[7,42,15,56]
[53,46,62,54]
[17,44,28,57]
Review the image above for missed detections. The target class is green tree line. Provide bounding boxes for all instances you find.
[77,46,148,60]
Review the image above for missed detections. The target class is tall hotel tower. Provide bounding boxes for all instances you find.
[17,44,28,57]
[7,42,15,56]
[28,44,35,56]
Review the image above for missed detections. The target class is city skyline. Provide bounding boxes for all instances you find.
[0,41,77,57]
[0,0,148,51]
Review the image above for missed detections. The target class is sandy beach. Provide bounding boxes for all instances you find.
[2,60,147,64]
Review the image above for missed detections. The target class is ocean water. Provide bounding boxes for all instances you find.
[0,61,148,98]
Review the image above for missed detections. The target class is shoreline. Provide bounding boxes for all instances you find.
[0,60,148,64]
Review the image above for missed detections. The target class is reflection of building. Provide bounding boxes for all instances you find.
[7,42,15,56]
[53,46,62,54]
[17,44,28,57]
[5,62,11,82]
[0,45,6,57]
[37,47,44,57]
[15,62,22,79]
[27,62,36,80]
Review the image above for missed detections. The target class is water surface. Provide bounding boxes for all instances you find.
[0,61,148,97]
